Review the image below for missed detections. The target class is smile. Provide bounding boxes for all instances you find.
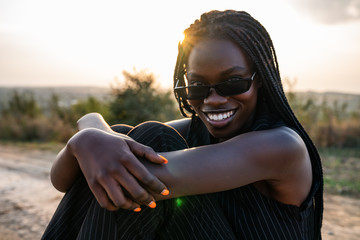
[206,110,235,121]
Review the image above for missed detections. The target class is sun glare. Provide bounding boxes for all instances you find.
[1,0,360,93]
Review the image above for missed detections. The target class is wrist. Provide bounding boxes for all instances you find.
[77,112,112,132]
[67,128,94,158]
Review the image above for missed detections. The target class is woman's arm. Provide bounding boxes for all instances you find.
[52,113,311,209]
[50,113,169,211]
[50,113,132,192]
[152,126,312,207]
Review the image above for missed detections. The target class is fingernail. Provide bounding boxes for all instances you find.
[159,155,168,164]
[161,188,170,196]
[133,207,141,212]
[148,201,156,208]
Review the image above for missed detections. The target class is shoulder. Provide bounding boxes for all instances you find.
[228,126,309,177]
[252,127,312,206]
[165,118,192,138]
[234,126,306,153]
[254,127,308,166]
[264,127,306,153]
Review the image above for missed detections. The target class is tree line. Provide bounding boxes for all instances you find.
[0,70,359,148]
[0,70,181,143]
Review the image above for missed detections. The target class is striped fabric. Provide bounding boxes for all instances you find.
[42,122,236,239]
[217,185,315,239]
[42,119,317,239]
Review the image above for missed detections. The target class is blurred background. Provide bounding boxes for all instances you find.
[0,0,359,239]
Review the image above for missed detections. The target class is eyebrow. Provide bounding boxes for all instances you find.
[220,66,247,76]
[187,66,247,79]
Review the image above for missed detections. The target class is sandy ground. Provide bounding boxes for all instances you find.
[0,144,359,240]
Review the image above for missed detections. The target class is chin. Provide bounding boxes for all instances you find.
[208,127,238,141]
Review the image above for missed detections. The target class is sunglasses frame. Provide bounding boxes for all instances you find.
[174,72,257,100]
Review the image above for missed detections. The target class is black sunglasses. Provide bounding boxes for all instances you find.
[174,72,256,100]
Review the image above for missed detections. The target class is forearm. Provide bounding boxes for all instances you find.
[147,142,256,200]
[50,142,80,192]
[147,128,302,200]
[50,113,109,192]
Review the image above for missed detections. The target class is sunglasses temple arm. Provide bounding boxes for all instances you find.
[174,80,180,89]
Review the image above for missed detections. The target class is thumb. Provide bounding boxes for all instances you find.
[126,140,168,164]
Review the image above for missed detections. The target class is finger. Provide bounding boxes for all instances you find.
[113,169,156,207]
[121,152,169,196]
[126,140,168,164]
[88,181,118,211]
[97,174,141,211]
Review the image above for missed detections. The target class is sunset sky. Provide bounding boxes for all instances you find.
[1,0,360,93]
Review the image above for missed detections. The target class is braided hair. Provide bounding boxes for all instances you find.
[173,10,323,239]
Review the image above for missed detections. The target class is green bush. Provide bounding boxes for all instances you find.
[1,73,358,146]
[108,69,181,126]
[0,69,181,143]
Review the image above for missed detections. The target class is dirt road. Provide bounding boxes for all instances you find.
[0,144,359,240]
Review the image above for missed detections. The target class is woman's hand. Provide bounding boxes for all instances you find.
[68,128,169,211]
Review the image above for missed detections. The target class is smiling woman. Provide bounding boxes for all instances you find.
[180,39,260,140]
[42,10,323,240]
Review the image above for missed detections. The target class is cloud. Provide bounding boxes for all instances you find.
[289,0,360,24]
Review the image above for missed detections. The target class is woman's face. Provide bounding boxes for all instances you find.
[186,38,260,141]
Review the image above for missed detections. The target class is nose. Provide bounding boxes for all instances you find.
[203,88,227,105]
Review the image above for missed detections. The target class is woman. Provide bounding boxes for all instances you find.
[43,10,323,239]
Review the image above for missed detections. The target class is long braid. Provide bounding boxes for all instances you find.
[173,10,323,239]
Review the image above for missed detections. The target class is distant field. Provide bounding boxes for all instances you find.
[320,147,360,197]
[1,86,359,112]
[295,91,360,113]
[0,86,111,110]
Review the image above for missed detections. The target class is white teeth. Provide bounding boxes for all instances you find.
[207,110,234,121]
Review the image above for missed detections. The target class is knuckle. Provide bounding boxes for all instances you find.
[143,146,153,153]
[106,205,117,211]
[120,154,132,165]
[99,201,111,210]
[114,199,125,207]
[133,190,149,202]
[87,178,98,188]
[116,201,132,210]
[141,174,157,186]
[107,163,120,174]
[96,171,108,182]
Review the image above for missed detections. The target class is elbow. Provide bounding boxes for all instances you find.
[49,144,78,193]
[50,167,68,193]
[50,178,67,193]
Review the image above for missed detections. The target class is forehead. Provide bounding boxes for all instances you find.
[187,38,253,74]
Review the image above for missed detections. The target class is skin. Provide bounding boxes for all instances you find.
[186,38,258,141]
[51,39,313,213]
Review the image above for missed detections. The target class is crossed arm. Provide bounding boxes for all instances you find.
[51,113,312,211]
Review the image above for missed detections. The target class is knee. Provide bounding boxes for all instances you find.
[128,121,188,151]
[111,124,134,134]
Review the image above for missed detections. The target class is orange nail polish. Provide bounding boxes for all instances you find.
[133,207,141,212]
[148,201,156,208]
[161,189,170,196]
[159,155,168,164]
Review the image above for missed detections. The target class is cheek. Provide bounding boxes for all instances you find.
[188,100,202,110]
[231,89,259,111]
[233,83,259,102]
[231,92,254,102]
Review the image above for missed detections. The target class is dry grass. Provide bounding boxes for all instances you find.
[320,148,360,197]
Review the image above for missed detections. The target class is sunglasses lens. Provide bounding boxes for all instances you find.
[217,80,252,96]
[177,78,253,100]
[186,86,209,100]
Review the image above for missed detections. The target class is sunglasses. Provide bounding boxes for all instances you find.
[174,72,256,100]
